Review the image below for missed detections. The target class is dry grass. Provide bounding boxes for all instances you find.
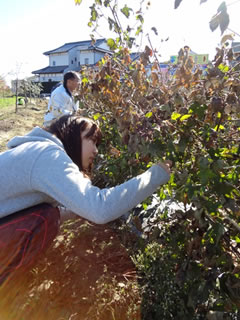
[0,100,47,152]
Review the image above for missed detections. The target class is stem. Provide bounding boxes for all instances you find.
[109,3,123,43]
[215,105,225,132]
[146,33,162,76]
[227,27,240,38]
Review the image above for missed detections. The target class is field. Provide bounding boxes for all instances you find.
[0,97,16,108]
[0,98,46,152]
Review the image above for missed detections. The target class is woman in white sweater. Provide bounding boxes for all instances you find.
[0,114,171,283]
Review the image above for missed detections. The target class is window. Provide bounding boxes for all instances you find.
[84,58,89,64]
[71,60,73,64]
[75,57,77,62]
[53,61,56,66]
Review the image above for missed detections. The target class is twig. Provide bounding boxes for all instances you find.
[227,27,240,38]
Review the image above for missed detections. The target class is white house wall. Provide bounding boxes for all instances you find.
[38,73,63,82]
[80,50,94,65]
[68,48,78,69]
[49,53,68,66]
[95,52,105,62]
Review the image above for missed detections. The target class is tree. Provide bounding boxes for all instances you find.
[10,62,23,113]
[19,79,43,106]
[72,1,240,318]
[0,76,11,98]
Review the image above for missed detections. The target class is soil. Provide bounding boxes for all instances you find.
[0,102,141,320]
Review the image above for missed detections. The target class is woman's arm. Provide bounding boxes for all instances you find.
[31,147,170,224]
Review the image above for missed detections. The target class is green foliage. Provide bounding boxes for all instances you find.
[76,33,240,317]
[72,1,240,318]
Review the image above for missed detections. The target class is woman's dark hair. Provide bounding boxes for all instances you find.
[63,71,80,97]
[46,114,102,173]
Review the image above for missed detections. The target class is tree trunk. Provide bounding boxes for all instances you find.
[15,79,18,113]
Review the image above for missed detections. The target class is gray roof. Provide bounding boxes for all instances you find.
[43,38,107,55]
[32,65,68,74]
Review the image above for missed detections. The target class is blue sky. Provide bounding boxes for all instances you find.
[1,0,240,85]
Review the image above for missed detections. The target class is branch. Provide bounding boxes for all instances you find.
[227,27,240,38]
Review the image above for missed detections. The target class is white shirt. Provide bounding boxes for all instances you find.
[43,85,79,127]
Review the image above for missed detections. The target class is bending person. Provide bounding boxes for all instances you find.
[0,114,171,283]
[43,71,80,127]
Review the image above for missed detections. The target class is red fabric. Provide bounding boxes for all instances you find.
[0,203,60,284]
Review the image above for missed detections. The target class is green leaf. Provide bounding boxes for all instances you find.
[107,38,117,50]
[171,112,181,120]
[180,114,191,121]
[136,14,144,24]
[142,203,148,210]
[90,4,98,21]
[136,25,142,36]
[214,124,225,131]
[214,223,225,245]
[145,112,153,118]
[93,113,101,120]
[104,0,110,7]
[214,181,234,196]
[81,77,89,84]
[178,136,188,153]
[199,168,215,185]
[190,102,207,120]
[120,5,131,18]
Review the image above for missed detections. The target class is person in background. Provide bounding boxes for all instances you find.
[0,114,172,284]
[43,71,80,127]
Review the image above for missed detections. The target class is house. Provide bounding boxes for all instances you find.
[32,38,112,93]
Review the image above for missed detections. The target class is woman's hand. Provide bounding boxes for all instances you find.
[157,160,172,174]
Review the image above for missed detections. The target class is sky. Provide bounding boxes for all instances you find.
[1,0,240,86]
